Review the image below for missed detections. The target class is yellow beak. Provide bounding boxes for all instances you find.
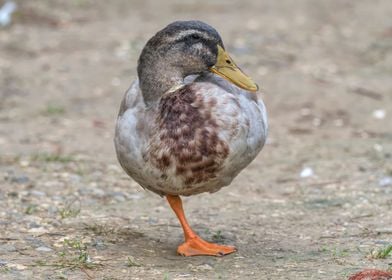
[209,45,258,92]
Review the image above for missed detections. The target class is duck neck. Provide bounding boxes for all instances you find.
[137,52,184,107]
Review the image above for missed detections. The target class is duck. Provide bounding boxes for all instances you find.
[114,20,268,257]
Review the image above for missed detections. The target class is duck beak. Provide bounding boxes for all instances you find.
[209,45,258,92]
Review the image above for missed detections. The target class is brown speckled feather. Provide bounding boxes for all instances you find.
[149,85,229,188]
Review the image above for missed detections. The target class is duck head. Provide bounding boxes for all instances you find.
[137,20,258,105]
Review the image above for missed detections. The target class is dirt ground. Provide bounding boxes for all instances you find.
[1,0,391,279]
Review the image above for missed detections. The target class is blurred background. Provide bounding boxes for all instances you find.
[0,0,391,279]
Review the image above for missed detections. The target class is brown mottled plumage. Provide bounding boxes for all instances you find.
[149,84,229,192]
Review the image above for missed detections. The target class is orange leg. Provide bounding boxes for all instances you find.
[166,195,236,257]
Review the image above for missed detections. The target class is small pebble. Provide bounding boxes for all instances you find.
[30,190,46,197]
[372,109,386,119]
[19,160,30,167]
[300,167,314,178]
[35,246,53,252]
[10,175,29,184]
[379,176,392,187]
[312,118,321,127]
[25,237,47,247]
[27,227,47,234]
[8,263,27,270]
[373,144,383,152]
[69,174,81,183]
[92,239,107,250]
[92,188,106,197]
[28,222,41,229]
[111,191,126,202]
[127,193,143,200]
[0,1,17,27]
[197,263,213,271]
[114,195,126,202]
[0,244,17,253]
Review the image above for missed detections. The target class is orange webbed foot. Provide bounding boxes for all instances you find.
[166,195,236,257]
[177,236,236,257]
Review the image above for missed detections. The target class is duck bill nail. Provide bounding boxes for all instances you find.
[209,45,258,92]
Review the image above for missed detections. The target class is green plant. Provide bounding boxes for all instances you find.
[33,238,101,270]
[56,238,97,269]
[212,230,225,243]
[84,223,115,236]
[42,104,65,116]
[369,245,392,259]
[59,198,81,219]
[25,204,37,215]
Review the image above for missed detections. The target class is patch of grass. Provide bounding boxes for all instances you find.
[25,204,38,215]
[126,256,141,267]
[59,207,80,219]
[369,244,392,259]
[84,223,115,236]
[320,246,328,253]
[42,104,66,116]
[62,239,91,266]
[32,153,74,163]
[211,230,225,243]
[34,238,101,270]
[0,266,11,273]
[163,273,170,280]
[59,198,81,219]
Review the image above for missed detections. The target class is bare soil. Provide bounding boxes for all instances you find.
[1,0,391,279]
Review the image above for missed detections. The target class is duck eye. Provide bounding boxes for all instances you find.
[191,34,201,40]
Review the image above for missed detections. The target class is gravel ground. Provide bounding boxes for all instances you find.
[0,0,391,279]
